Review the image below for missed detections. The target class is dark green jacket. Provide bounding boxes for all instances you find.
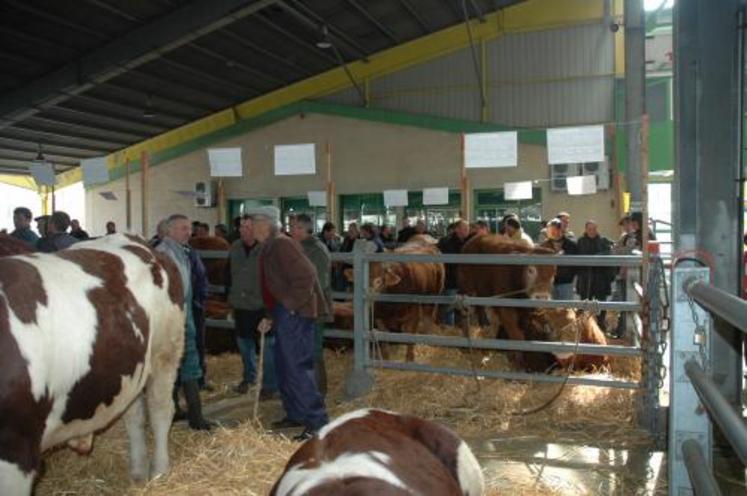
[226,240,264,311]
[300,236,333,323]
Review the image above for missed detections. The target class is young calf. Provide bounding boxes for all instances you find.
[271,409,485,496]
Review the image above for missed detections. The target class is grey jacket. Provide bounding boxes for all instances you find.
[300,236,333,323]
[226,239,264,311]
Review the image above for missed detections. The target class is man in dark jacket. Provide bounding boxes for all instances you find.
[70,219,89,240]
[225,215,277,397]
[250,206,328,441]
[576,220,615,329]
[291,214,333,395]
[186,240,210,390]
[437,219,471,326]
[541,218,578,300]
[37,211,79,253]
[11,207,39,246]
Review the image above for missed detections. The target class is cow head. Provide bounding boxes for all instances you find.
[371,264,401,292]
[521,246,556,299]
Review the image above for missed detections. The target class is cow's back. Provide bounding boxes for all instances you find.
[458,235,533,297]
[0,234,184,454]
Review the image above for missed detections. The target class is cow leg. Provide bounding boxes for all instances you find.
[374,318,391,360]
[123,395,149,482]
[497,308,526,369]
[146,370,177,479]
[0,459,35,496]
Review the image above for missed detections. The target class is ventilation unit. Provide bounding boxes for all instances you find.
[550,163,581,192]
[194,181,215,207]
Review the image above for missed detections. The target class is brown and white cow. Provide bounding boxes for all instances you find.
[368,242,445,361]
[270,409,485,496]
[0,234,35,257]
[0,234,185,495]
[458,236,556,366]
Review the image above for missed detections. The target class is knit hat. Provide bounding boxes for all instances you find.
[245,206,281,226]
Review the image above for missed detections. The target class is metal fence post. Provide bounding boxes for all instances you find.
[639,255,664,444]
[669,266,712,496]
[344,246,374,399]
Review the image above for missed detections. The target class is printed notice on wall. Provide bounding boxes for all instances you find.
[383,189,408,207]
[504,181,533,200]
[464,131,518,168]
[274,143,316,175]
[81,156,110,186]
[307,191,327,207]
[566,175,598,195]
[423,187,449,205]
[29,163,56,186]
[547,125,605,165]
[208,148,243,177]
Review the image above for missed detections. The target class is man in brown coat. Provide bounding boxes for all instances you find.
[249,206,329,440]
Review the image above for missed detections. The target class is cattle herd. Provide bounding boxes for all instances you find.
[0,231,612,495]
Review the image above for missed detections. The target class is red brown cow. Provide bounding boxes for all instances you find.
[0,234,35,256]
[188,235,230,288]
[458,236,556,366]
[532,308,610,370]
[270,409,484,496]
[368,242,445,361]
[0,234,185,495]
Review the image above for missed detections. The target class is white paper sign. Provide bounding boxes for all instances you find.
[208,148,243,177]
[274,143,316,175]
[547,125,605,165]
[423,187,449,205]
[99,191,118,201]
[566,175,598,195]
[464,131,518,168]
[81,156,110,186]
[307,191,327,207]
[383,189,408,207]
[504,181,533,200]
[29,163,56,186]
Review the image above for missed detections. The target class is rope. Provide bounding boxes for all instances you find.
[508,314,584,416]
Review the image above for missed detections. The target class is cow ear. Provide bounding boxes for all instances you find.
[384,271,401,287]
[343,268,354,282]
[372,277,385,291]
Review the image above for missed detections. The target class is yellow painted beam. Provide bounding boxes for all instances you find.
[54,0,604,189]
[0,174,39,191]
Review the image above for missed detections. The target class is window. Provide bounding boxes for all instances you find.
[281,197,327,233]
[474,188,543,239]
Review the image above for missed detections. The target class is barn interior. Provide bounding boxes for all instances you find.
[1,0,745,495]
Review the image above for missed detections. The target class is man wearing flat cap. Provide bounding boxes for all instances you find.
[248,206,328,440]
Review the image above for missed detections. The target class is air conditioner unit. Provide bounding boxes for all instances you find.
[550,163,581,192]
[194,181,215,208]
[581,158,610,191]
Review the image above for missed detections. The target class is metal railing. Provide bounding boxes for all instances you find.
[670,269,747,495]
[197,246,660,428]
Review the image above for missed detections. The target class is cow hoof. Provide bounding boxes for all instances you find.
[131,470,149,483]
[150,466,169,481]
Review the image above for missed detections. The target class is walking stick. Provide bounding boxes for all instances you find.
[253,330,266,422]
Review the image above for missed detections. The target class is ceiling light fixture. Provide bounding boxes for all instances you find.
[143,94,157,119]
[33,143,46,164]
[316,25,332,49]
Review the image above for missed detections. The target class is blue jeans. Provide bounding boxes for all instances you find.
[439,288,459,326]
[553,283,576,301]
[273,304,328,430]
[236,334,277,392]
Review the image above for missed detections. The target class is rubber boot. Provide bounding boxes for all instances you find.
[183,380,214,431]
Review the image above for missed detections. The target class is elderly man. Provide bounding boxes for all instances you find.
[225,215,277,397]
[502,215,534,247]
[11,207,39,246]
[37,211,79,252]
[290,214,332,395]
[541,218,579,300]
[156,214,214,430]
[249,206,328,440]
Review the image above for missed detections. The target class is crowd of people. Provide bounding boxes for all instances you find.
[3,203,652,440]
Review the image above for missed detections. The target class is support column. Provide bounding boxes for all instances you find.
[140,151,150,238]
[674,0,742,405]
[624,0,645,212]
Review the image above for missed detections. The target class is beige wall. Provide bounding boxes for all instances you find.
[86,113,620,238]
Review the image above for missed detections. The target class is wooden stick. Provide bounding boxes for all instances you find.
[326,141,335,223]
[125,159,132,231]
[217,178,225,226]
[460,134,470,221]
[140,151,150,237]
[253,331,266,422]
